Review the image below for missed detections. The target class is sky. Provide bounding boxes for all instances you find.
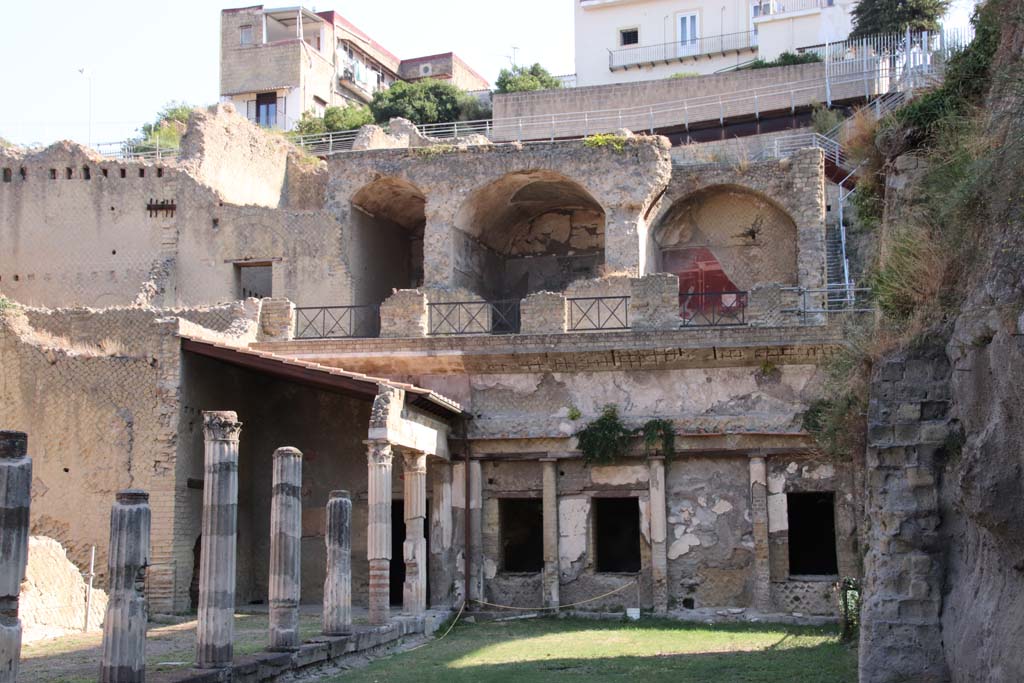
[0,0,977,147]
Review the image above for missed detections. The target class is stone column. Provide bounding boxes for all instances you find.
[366,440,393,625]
[540,458,560,609]
[100,490,151,683]
[323,490,352,635]
[196,411,242,669]
[749,455,772,612]
[269,447,302,651]
[648,455,668,614]
[468,460,484,602]
[0,431,31,683]
[402,451,428,616]
[429,462,453,608]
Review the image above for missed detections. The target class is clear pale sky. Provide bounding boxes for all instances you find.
[0,0,976,147]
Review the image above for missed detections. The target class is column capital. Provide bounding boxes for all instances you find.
[365,440,393,466]
[0,430,27,459]
[402,450,427,473]
[203,411,242,441]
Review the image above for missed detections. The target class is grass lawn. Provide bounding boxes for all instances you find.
[327,617,857,683]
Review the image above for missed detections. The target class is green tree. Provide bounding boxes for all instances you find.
[323,104,373,131]
[850,0,951,37]
[494,63,563,93]
[135,101,197,151]
[370,79,481,125]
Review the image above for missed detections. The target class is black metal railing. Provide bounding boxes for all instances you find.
[679,291,748,327]
[609,31,757,70]
[568,296,630,331]
[294,304,381,339]
[427,300,521,336]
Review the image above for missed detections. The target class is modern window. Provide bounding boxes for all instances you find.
[255,92,279,128]
[677,12,700,55]
[787,492,839,576]
[594,497,641,573]
[239,24,254,45]
[619,28,639,46]
[500,499,543,572]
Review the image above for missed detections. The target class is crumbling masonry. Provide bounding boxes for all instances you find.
[0,105,856,637]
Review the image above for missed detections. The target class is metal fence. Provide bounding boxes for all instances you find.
[294,305,380,339]
[609,31,758,70]
[782,285,873,316]
[568,296,630,331]
[680,291,749,327]
[427,299,521,336]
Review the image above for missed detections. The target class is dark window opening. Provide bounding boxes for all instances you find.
[236,263,273,299]
[82,166,91,180]
[595,497,641,573]
[101,168,109,178]
[49,169,57,179]
[787,492,839,576]
[120,168,127,178]
[500,499,543,573]
[1,168,10,182]
[65,168,73,179]
[19,168,26,180]
[157,167,164,178]
[620,28,639,46]
[138,168,145,178]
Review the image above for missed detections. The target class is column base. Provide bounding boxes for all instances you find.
[368,559,391,625]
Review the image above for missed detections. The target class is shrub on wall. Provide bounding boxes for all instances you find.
[370,79,486,125]
[495,63,563,93]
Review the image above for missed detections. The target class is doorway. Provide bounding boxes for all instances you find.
[389,500,430,606]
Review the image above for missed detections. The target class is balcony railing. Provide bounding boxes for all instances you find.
[295,305,380,339]
[568,296,630,331]
[427,300,521,336]
[754,0,834,17]
[609,31,757,70]
[679,291,748,327]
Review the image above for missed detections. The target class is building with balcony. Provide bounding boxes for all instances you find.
[575,0,856,86]
[220,5,490,130]
[1,106,858,625]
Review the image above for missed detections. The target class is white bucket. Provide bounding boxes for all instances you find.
[626,607,641,621]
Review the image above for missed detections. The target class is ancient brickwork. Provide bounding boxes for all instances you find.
[859,350,951,683]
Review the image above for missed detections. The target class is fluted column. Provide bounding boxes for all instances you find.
[648,455,668,614]
[196,411,242,669]
[366,440,393,625]
[0,431,31,683]
[402,451,427,616]
[323,490,352,635]
[269,447,302,651]
[100,490,151,683]
[749,455,772,612]
[540,458,560,609]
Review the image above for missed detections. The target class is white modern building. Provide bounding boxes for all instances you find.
[574,0,856,86]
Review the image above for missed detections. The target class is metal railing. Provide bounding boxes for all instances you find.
[568,296,630,331]
[93,140,179,161]
[427,299,521,336]
[679,291,748,327]
[782,285,873,315]
[755,0,834,17]
[609,31,758,70]
[294,304,381,339]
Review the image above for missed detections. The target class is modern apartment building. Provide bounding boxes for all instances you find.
[220,5,490,130]
[574,0,855,86]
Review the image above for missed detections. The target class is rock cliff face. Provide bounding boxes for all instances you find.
[860,6,1024,680]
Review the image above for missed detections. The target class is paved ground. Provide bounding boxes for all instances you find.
[21,610,343,683]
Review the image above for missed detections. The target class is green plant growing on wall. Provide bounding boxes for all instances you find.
[0,295,13,312]
[567,405,582,421]
[575,405,677,464]
[583,133,627,153]
[748,52,821,69]
[811,102,845,134]
[669,71,700,79]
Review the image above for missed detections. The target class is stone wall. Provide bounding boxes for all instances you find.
[859,347,951,682]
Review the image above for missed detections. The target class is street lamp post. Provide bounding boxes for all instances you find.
[78,67,92,147]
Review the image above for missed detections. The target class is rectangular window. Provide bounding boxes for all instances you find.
[787,492,839,576]
[620,28,639,46]
[677,12,700,56]
[236,263,273,299]
[240,24,254,45]
[594,497,641,573]
[500,499,544,572]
